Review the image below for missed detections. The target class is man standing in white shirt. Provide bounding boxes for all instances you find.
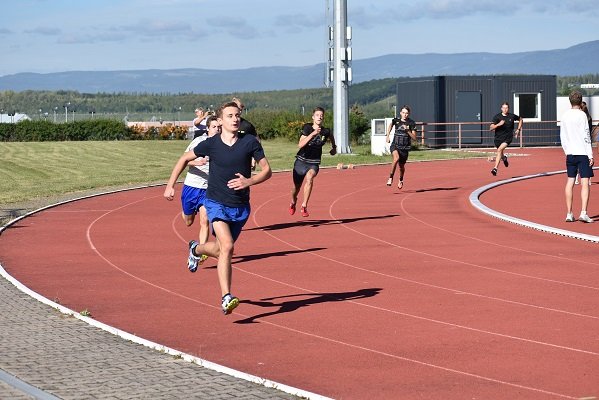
[560,91,594,223]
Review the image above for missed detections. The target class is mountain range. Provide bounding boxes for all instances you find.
[1,40,598,94]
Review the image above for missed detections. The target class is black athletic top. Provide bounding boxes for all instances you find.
[492,113,521,138]
[390,117,416,151]
[238,118,257,137]
[193,133,265,206]
[296,123,332,164]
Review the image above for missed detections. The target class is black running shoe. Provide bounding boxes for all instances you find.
[491,168,497,176]
[502,155,509,168]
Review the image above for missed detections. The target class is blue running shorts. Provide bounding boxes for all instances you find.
[181,185,207,216]
[203,198,250,242]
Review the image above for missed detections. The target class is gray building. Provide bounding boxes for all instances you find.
[396,75,557,147]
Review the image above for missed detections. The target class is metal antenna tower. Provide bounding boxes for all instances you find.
[326,0,352,153]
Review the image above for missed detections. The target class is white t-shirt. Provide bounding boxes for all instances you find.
[560,108,592,158]
[183,136,209,189]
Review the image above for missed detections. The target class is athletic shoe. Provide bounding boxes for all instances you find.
[301,206,309,217]
[187,240,206,273]
[289,203,296,215]
[502,155,509,168]
[491,168,497,176]
[386,177,392,186]
[221,293,239,315]
[397,180,404,189]
[578,214,594,223]
[565,213,575,222]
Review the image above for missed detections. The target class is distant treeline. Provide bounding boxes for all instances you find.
[0,78,397,120]
[1,75,597,121]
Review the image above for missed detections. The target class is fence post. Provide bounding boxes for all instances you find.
[420,124,425,146]
[458,123,462,149]
[519,128,523,148]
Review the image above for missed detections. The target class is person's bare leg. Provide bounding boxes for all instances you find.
[290,183,301,206]
[211,221,235,297]
[182,212,195,227]
[398,163,406,189]
[565,177,575,214]
[494,143,508,170]
[198,206,209,244]
[388,151,399,184]
[301,169,317,208]
[580,178,591,213]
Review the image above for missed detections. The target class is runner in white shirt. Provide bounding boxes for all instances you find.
[560,91,594,223]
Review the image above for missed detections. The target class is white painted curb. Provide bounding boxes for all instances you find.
[470,169,599,243]
[0,184,332,400]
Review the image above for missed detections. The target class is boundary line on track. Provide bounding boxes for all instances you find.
[0,184,332,400]
[469,168,599,243]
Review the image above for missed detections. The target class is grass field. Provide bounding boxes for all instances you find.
[0,139,487,206]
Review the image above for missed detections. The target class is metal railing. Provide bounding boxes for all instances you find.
[415,120,598,149]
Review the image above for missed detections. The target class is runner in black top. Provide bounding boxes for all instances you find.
[232,97,260,169]
[289,107,337,217]
[385,105,417,189]
[164,101,272,315]
[489,102,522,176]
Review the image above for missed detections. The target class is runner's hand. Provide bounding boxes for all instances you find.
[228,173,250,190]
[164,187,175,201]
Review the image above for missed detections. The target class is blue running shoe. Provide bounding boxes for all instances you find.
[221,293,240,315]
[187,240,207,273]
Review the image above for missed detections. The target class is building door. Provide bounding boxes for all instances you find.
[455,91,482,145]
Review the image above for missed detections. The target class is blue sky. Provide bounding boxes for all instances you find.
[1,0,598,76]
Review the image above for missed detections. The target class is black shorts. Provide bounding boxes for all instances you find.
[293,159,319,185]
[494,134,513,148]
[566,155,594,179]
[390,146,410,164]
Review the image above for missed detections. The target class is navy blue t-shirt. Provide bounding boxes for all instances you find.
[193,133,265,206]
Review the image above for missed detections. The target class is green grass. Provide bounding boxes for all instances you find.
[0,139,487,205]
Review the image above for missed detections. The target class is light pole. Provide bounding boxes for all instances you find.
[331,0,352,153]
[177,106,181,125]
[53,107,58,123]
[0,109,4,123]
[64,102,70,122]
[72,107,76,122]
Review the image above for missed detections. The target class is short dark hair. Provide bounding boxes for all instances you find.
[313,106,325,115]
[400,105,411,113]
[569,91,583,106]
[501,102,510,108]
[206,115,219,127]
[217,102,240,118]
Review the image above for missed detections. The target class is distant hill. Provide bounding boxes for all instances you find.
[1,41,599,94]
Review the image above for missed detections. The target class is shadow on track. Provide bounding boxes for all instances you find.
[246,214,400,232]
[234,288,382,324]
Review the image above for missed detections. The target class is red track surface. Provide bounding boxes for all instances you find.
[1,148,598,399]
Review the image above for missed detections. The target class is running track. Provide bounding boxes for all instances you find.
[1,148,598,399]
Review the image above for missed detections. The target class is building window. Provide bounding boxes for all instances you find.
[514,93,541,121]
[374,119,386,135]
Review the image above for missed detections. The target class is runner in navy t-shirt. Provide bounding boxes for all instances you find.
[164,102,272,315]
[289,107,336,217]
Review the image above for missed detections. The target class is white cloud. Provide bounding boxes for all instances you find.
[24,26,62,35]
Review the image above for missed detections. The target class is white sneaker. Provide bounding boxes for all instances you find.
[221,293,239,315]
[565,213,575,222]
[578,214,594,223]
